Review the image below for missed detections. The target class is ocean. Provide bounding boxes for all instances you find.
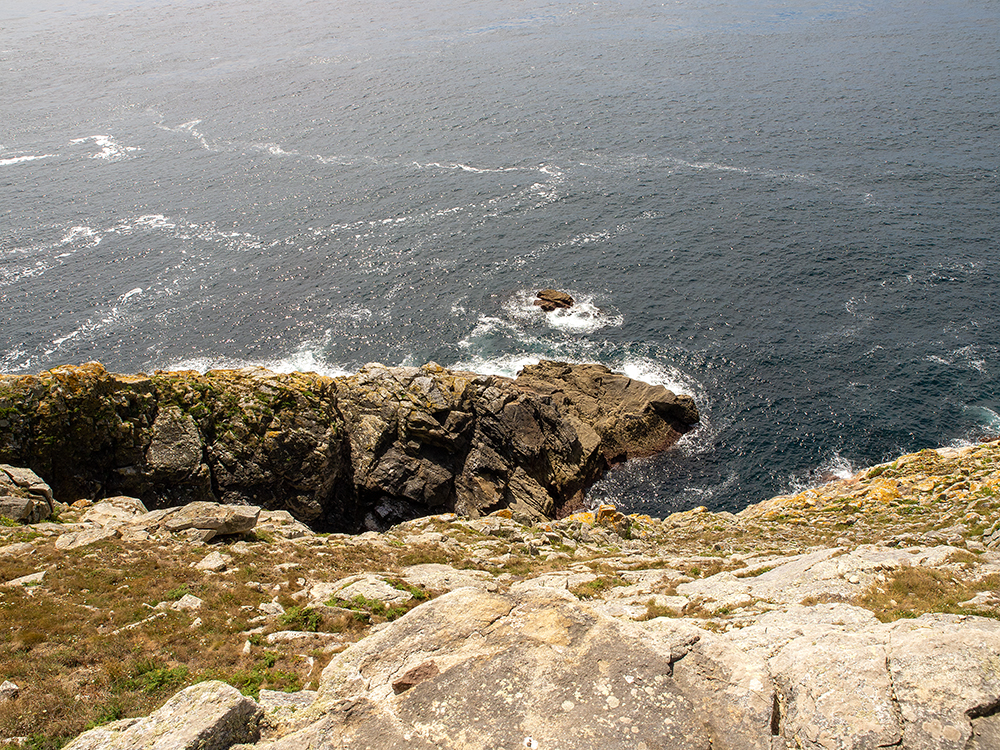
[2,0,998,517]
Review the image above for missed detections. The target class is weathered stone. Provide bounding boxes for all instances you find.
[62,680,262,750]
[318,574,411,607]
[391,660,439,694]
[171,594,204,611]
[257,689,317,724]
[887,615,1000,749]
[0,681,19,702]
[163,502,260,536]
[0,542,33,556]
[769,629,900,748]
[255,587,718,750]
[0,495,42,524]
[55,528,120,551]
[1,570,45,588]
[81,496,148,528]
[397,563,494,592]
[263,631,348,648]
[195,551,231,572]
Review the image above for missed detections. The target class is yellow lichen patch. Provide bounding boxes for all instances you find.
[861,478,900,505]
[565,511,596,525]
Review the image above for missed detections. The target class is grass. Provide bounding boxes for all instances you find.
[856,566,1000,622]
[0,531,452,746]
[569,575,626,600]
[278,606,323,632]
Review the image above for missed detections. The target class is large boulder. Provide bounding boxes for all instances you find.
[63,680,261,750]
[253,587,723,750]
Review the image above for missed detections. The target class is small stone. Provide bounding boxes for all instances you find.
[172,594,204,611]
[55,528,120,551]
[195,551,231,572]
[2,571,45,588]
[0,681,19,702]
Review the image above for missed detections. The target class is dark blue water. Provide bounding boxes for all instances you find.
[2,0,998,516]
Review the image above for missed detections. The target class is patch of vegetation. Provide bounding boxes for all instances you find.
[164,584,191,601]
[326,594,409,622]
[387,579,430,601]
[278,606,323,632]
[569,575,626,600]
[857,566,1000,622]
[641,598,681,621]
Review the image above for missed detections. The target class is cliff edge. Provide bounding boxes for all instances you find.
[0,361,698,531]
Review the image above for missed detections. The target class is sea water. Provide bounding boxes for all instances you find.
[1,0,998,516]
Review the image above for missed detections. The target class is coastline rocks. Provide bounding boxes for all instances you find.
[0,361,698,530]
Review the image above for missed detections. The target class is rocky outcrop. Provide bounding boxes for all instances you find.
[0,465,53,523]
[0,361,698,531]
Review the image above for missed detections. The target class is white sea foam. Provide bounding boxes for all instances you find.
[60,226,101,246]
[162,349,354,378]
[156,119,214,150]
[501,289,623,334]
[69,135,140,161]
[925,345,989,375]
[0,154,55,166]
[786,451,857,494]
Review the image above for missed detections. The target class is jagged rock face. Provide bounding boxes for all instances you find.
[0,360,698,531]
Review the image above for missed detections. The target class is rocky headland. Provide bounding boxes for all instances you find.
[0,360,698,532]
[1,362,1000,749]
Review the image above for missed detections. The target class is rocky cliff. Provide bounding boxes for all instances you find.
[0,361,698,532]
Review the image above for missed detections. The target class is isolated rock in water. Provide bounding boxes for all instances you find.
[62,680,261,750]
[533,288,575,311]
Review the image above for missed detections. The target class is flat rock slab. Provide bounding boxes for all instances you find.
[163,502,260,536]
[56,528,121,551]
[398,563,495,592]
[312,574,412,608]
